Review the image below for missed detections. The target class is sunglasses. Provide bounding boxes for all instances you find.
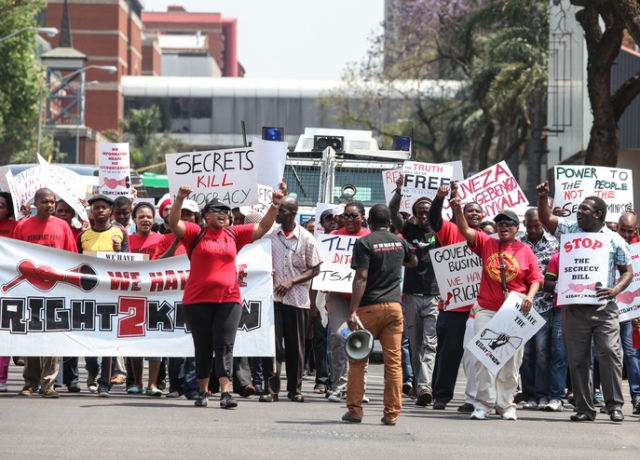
[496,219,518,227]
[343,212,361,220]
[206,207,229,213]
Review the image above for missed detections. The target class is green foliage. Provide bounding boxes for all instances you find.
[0,0,47,164]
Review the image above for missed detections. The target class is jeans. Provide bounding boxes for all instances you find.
[311,318,330,390]
[548,308,568,400]
[400,302,414,386]
[521,309,552,402]
[620,320,640,405]
[404,294,439,393]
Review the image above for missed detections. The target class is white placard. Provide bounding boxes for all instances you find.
[251,137,288,190]
[430,241,482,310]
[166,148,259,209]
[98,142,131,197]
[617,243,640,322]
[382,169,412,212]
[444,161,528,220]
[312,233,358,293]
[401,161,453,209]
[553,165,633,222]
[465,293,544,375]
[557,232,611,306]
[0,238,275,357]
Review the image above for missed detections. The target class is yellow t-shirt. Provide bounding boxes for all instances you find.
[79,226,128,253]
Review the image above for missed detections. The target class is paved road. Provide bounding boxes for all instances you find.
[1,361,638,459]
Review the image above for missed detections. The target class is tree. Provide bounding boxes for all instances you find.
[0,0,46,164]
[569,0,640,166]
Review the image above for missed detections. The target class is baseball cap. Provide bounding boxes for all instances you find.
[181,199,199,213]
[493,209,520,226]
[320,209,335,223]
[88,194,114,206]
[203,198,231,213]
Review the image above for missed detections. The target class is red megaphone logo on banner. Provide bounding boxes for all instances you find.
[1,260,98,293]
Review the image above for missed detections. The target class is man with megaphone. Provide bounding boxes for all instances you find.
[341,204,417,426]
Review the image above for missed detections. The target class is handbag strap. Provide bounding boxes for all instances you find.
[497,242,508,294]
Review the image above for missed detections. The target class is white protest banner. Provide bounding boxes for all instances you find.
[98,142,131,197]
[557,232,611,306]
[617,243,640,322]
[4,171,21,221]
[442,160,465,183]
[382,169,411,212]
[312,233,358,293]
[402,161,453,209]
[445,161,528,220]
[465,293,544,375]
[251,137,288,190]
[553,166,633,222]
[166,148,259,209]
[430,241,482,310]
[0,238,275,357]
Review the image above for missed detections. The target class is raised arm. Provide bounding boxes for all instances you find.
[168,186,190,239]
[450,196,476,247]
[536,180,558,234]
[389,174,405,232]
[251,190,284,241]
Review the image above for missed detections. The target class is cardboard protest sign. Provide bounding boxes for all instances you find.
[98,142,131,197]
[401,161,453,209]
[312,233,359,293]
[382,169,411,212]
[442,160,465,183]
[553,166,633,222]
[0,238,275,357]
[445,161,528,220]
[466,293,544,375]
[557,232,611,306]
[251,137,288,190]
[166,148,259,208]
[617,243,640,322]
[430,241,482,310]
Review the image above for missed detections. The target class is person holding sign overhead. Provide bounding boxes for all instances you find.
[450,198,542,421]
[537,181,632,423]
[169,185,283,409]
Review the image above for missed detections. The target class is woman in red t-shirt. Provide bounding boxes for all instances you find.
[169,185,283,409]
[326,201,371,402]
[0,192,17,392]
[451,198,542,421]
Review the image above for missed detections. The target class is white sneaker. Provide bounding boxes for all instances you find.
[362,394,369,404]
[544,399,563,412]
[328,391,342,402]
[522,400,538,409]
[537,399,549,410]
[470,408,488,420]
[501,409,517,421]
[0,382,7,392]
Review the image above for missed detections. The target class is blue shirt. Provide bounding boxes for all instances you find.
[520,231,559,314]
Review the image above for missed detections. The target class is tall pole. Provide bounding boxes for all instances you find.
[36,83,45,154]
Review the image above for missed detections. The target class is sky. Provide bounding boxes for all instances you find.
[144,0,386,80]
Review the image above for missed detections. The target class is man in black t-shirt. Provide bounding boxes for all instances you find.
[341,204,417,426]
[389,175,440,407]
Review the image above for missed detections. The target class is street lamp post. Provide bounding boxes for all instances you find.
[0,27,58,44]
[36,65,117,156]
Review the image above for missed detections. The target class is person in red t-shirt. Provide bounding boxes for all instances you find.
[326,201,371,403]
[13,188,78,399]
[169,185,283,409]
[0,192,17,392]
[451,198,542,421]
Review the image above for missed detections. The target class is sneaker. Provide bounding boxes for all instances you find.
[328,391,342,402]
[433,401,447,410]
[402,382,412,396]
[165,391,182,399]
[470,408,488,420]
[42,388,59,399]
[522,400,538,410]
[501,409,517,421]
[98,386,110,398]
[259,394,278,402]
[634,399,640,415]
[220,391,237,409]
[362,394,369,404]
[254,384,265,395]
[86,374,98,393]
[537,398,549,410]
[19,386,36,396]
[593,391,605,407]
[544,399,563,412]
[458,402,475,413]
[194,391,208,407]
[416,388,433,407]
[0,382,7,392]
[513,391,524,404]
[341,412,361,424]
[66,383,81,393]
[380,417,396,426]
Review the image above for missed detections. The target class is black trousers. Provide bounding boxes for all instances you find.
[183,302,242,381]
[432,309,469,403]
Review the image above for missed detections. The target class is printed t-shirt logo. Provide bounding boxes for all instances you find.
[485,252,520,283]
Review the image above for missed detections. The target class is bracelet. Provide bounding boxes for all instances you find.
[271,203,280,209]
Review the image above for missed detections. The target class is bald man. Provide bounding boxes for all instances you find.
[617,211,640,415]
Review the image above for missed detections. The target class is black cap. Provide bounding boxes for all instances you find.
[88,194,114,205]
[320,209,334,223]
[203,198,231,212]
[494,209,520,225]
